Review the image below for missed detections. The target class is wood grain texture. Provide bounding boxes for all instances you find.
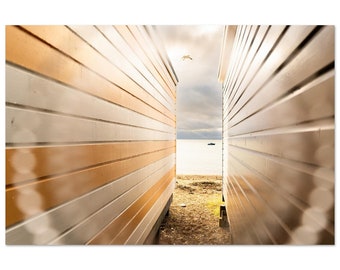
[219,25,334,244]
[6,155,175,244]
[6,146,175,227]
[228,26,334,129]
[114,25,176,99]
[6,25,177,245]
[20,25,175,120]
[6,64,174,134]
[69,25,175,111]
[97,25,176,102]
[6,106,175,144]
[87,167,175,244]
[6,26,175,127]
[6,141,175,185]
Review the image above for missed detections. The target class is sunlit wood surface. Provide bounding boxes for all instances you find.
[6,25,177,245]
[219,25,334,244]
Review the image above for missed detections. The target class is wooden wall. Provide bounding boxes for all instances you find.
[5,25,177,244]
[218,25,334,244]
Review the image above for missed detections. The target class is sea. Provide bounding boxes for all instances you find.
[176,139,222,175]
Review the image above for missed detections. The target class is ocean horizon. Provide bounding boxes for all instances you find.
[176,139,222,175]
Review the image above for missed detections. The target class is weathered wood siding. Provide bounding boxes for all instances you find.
[6,25,177,245]
[218,25,334,244]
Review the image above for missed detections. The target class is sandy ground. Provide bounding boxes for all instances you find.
[157,175,231,245]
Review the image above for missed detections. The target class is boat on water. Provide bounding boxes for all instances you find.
[207,142,215,145]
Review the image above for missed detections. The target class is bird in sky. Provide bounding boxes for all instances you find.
[181,54,193,61]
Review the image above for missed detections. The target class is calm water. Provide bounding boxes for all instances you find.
[176,139,222,175]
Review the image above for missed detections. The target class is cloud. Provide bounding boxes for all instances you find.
[177,129,222,140]
[156,25,224,139]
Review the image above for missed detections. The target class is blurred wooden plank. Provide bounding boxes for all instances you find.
[225,26,259,109]
[228,70,334,136]
[97,25,176,102]
[229,129,334,169]
[114,25,176,99]
[68,25,175,113]
[6,24,177,246]
[109,175,175,245]
[226,25,286,115]
[6,147,175,227]
[87,167,175,244]
[21,25,175,121]
[228,26,334,128]
[6,156,174,244]
[229,145,334,205]
[218,25,238,83]
[6,106,175,144]
[6,63,174,134]
[5,26,175,127]
[131,25,177,95]
[226,173,264,244]
[228,152,334,243]
[127,180,175,244]
[144,25,178,90]
[6,140,176,185]
[228,26,316,120]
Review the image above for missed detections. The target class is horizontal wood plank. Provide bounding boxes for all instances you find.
[225,26,259,108]
[114,25,176,100]
[229,145,334,205]
[228,26,334,128]
[87,167,175,244]
[109,175,175,244]
[6,155,174,244]
[126,180,175,244]
[228,70,334,136]
[229,129,334,169]
[6,64,174,133]
[220,25,334,244]
[6,106,175,144]
[131,25,177,96]
[227,26,316,119]
[228,153,334,243]
[226,25,286,114]
[6,24,177,245]
[6,26,175,127]
[21,25,175,121]
[6,147,175,227]
[6,141,175,185]
[67,25,175,113]
[97,25,176,102]
[144,25,178,90]
[226,174,266,244]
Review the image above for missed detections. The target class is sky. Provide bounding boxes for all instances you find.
[156,25,224,140]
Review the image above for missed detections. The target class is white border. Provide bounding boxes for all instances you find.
[1,1,339,270]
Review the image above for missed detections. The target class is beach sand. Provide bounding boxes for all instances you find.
[157,175,231,245]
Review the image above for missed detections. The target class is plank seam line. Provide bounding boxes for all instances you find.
[6,61,175,127]
[6,102,174,134]
[6,147,175,188]
[94,25,176,105]
[227,25,288,117]
[16,26,176,123]
[6,139,176,148]
[227,26,325,123]
[228,153,334,235]
[228,144,334,181]
[68,25,175,110]
[125,26,176,100]
[46,163,175,244]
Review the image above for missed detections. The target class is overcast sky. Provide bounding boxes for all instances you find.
[156,25,224,140]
